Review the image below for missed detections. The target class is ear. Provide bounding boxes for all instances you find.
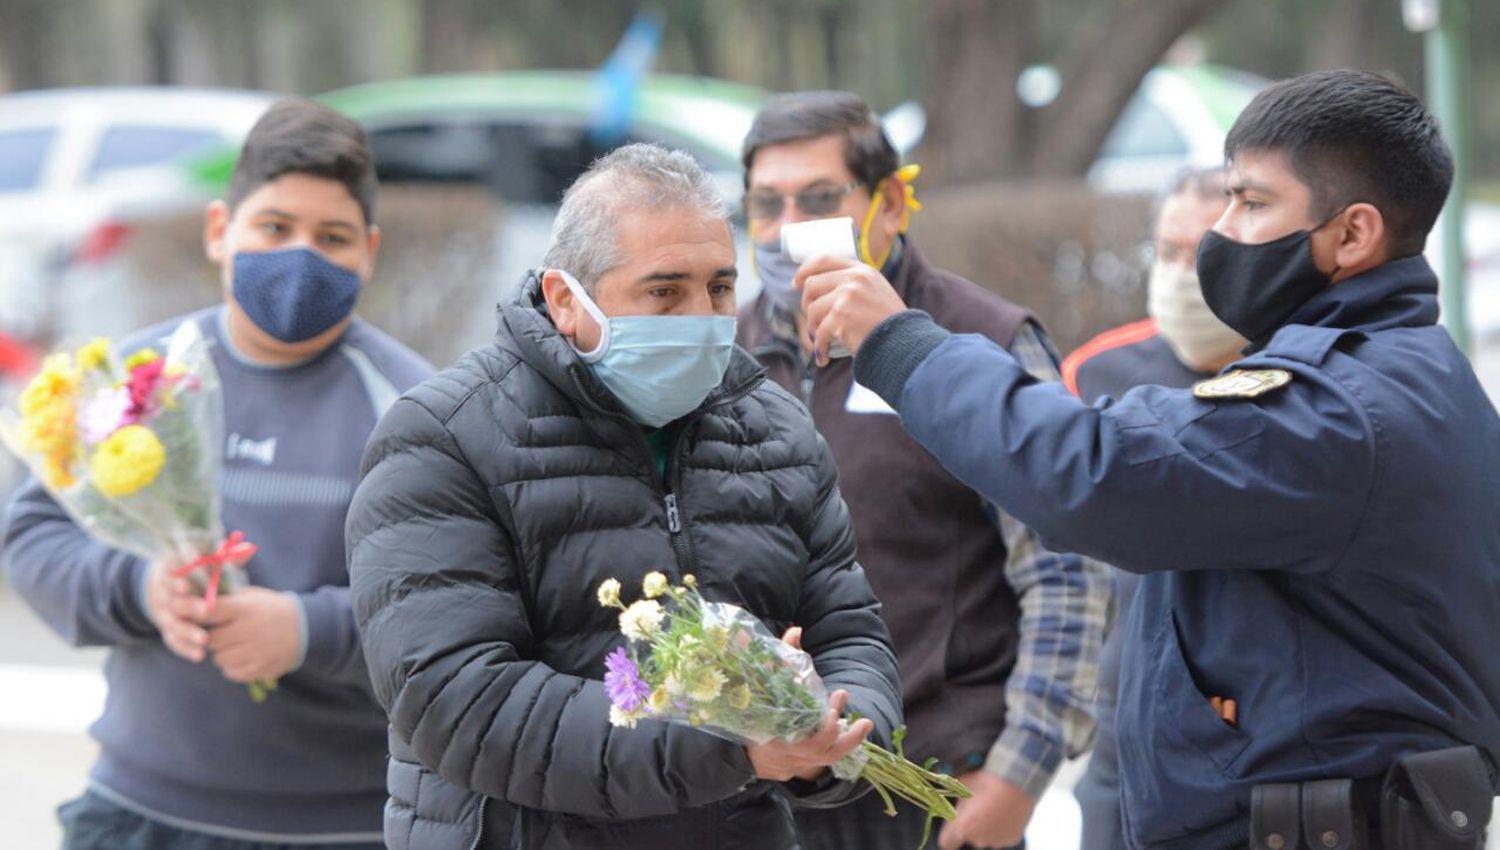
[541,270,578,338]
[362,224,382,281]
[204,200,230,265]
[1329,202,1386,279]
[873,175,906,240]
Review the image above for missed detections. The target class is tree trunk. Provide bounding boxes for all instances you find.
[920,0,1034,184]
[1028,0,1229,177]
[0,0,63,89]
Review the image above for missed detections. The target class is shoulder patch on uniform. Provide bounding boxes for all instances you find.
[1192,368,1292,400]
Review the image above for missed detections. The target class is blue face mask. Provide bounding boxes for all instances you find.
[559,270,737,428]
[232,246,361,343]
[752,241,804,310]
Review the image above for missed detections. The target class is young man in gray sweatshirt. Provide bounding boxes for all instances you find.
[3,99,432,849]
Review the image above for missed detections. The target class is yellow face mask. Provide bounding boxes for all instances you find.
[858,163,924,269]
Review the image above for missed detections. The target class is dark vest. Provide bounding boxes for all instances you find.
[738,242,1032,770]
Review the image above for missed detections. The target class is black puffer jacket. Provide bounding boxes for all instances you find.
[346,277,902,850]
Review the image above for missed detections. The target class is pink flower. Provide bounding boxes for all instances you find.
[78,388,134,445]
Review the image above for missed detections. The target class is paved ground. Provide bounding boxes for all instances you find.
[2,330,1497,850]
[0,583,103,849]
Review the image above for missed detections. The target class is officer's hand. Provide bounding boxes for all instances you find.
[204,587,303,683]
[797,255,908,366]
[745,689,872,782]
[144,561,212,663]
[938,770,1036,850]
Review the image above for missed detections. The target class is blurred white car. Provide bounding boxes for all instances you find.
[0,87,275,345]
[1088,64,1265,195]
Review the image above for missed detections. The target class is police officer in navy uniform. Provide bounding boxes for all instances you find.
[797,69,1500,849]
[1063,165,1241,850]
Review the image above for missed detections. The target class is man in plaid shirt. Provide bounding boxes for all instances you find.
[737,90,1113,850]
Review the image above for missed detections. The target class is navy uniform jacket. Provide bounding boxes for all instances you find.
[852,256,1500,850]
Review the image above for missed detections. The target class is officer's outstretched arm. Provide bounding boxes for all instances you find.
[853,312,1373,575]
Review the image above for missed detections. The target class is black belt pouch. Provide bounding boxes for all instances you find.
[1381,746,1492,850]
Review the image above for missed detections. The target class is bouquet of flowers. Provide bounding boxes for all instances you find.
[1,323,275,701]
[598,572,971,846]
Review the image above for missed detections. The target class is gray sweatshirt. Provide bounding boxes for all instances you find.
[3,306,432,843]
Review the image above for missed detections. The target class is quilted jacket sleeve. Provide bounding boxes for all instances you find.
[346,394,758,821]
[787,430,904,808]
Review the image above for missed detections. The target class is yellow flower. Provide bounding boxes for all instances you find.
[76,338,111,372]
[649,686,672,713]
[728,684,752,711]
[90,425,166,498]
[41,457,76,490]
[597,578,622,609]
[124,348,160,370]
[685,667,727,703]
[619,600,664,642]
[19,358,79,418]
[641,571,669,599]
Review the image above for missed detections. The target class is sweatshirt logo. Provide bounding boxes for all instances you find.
[227,433,278,466]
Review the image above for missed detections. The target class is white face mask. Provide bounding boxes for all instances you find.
[1147,261,1248,373]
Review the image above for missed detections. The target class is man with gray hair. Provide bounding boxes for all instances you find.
[346,143,903,850]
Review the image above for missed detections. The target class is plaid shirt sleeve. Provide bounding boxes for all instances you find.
[982,321,1116,799]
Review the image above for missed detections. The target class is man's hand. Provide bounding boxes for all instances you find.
[746,689,872,782]
[937,770,1037,850]
[144,563,213,663]
[796,255,908,366]
[204,587,303,683]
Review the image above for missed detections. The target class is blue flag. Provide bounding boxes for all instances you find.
[590,9,665,147]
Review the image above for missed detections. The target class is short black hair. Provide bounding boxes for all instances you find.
[1224,69,1452,258]
[228,99,378,225]
[742,91,898,194]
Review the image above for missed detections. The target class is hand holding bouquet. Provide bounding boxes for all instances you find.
[598,573,970,847]
[1,324,276,701]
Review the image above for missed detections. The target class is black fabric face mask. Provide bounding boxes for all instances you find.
[1196,213,1343,347]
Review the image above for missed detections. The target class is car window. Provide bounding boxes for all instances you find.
[1100,97,1189,159]
[0,126,56,191]
[87,125,225,182]
[367,119,719,206]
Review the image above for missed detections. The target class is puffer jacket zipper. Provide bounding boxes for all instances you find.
[467,795,488,850]
[664,371,763,566]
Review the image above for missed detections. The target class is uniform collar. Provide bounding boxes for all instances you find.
[1279,254,1440,335]
[1248,255,1441,365]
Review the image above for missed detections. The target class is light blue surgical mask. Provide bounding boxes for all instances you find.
[752,241,803,310]
[559,270,737,428]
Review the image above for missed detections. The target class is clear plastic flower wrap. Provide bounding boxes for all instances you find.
[598,573,969,845]
[1,323,275,700]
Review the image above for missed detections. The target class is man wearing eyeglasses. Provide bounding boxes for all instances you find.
[736,91,1112,850]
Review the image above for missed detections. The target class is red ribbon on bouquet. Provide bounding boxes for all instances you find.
[170,531,258,614]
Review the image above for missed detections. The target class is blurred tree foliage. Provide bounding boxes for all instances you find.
[0,0,1493,182]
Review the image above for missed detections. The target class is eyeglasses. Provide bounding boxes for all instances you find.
[745,182,860,221]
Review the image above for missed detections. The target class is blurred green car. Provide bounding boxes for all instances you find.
[189,71,772,208]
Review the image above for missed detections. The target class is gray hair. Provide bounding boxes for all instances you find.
[542,143,729,292]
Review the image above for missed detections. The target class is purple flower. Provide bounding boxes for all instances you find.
[604,646,652,713]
